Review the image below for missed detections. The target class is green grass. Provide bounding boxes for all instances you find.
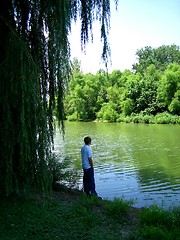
[0,192,180,240]
[104,198,134,224]
[129,205,180,240]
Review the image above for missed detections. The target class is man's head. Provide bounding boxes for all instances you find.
[84,136,91,145]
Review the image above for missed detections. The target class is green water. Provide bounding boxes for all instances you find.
[54,121,180,208]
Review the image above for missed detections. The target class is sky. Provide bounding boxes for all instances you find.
[69,0,180,73]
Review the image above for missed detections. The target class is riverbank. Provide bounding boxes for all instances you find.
[0,187,179,240]
[94,112,180,124]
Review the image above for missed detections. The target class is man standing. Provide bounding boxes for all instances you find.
[81,136,97,197]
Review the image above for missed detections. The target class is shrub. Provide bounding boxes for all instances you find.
[97,102,119,122]
[130,226,170,240]
[67,112,78,121]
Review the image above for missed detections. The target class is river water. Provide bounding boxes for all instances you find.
[54,121,180,208]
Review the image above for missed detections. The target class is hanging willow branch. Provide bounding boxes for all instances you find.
[0,0,117,195]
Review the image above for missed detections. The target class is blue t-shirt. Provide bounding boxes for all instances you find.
[81,145,92,169]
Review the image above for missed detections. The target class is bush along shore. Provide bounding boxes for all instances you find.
[67,112,180,124]
[116,112,180,124]
[1,186,180,240]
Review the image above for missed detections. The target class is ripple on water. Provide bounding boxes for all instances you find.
[95,160,180,208]
[54,122,180,208]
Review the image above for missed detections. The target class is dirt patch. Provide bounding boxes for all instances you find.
[51,189,82,202]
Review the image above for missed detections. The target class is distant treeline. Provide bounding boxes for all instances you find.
[64,45,180,123]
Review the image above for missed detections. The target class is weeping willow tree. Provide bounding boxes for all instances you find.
[0,0,117,196]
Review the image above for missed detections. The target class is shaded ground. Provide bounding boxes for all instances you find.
[1,186,179,240]
[50,188,140,239]
[0,188,140,240]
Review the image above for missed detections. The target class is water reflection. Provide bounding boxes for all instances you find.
[54,121,180,208]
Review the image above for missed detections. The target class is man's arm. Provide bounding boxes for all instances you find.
[88,157,93,167]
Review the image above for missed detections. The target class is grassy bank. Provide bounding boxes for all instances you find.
[0,188,180,240]
[117,112,180,124]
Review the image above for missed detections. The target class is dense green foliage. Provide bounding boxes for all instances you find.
[65,45,180,122]
[0,193,179,240]
[0,0,115,196]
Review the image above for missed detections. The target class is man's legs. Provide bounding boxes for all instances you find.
[83,169,91,196]
[89,167,97,196]
[83,167,97,196]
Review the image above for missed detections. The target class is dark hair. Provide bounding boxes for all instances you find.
[84,136,91,145]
